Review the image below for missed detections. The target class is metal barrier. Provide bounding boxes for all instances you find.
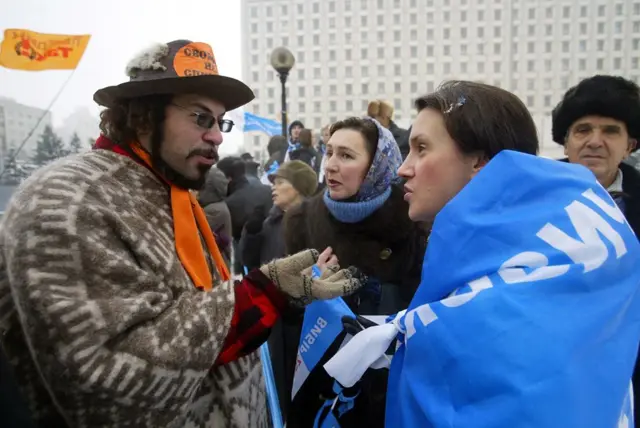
[244,266,284,428]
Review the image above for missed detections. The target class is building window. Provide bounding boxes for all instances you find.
[615,21,623,34]
[345,84,353,95]
[614,57,622,69]
[527,96,534,107]
[563,6,571,18]
[346,100,354,112]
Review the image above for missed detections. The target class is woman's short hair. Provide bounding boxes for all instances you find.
[267,135,287,156]
[415,81,539,159]
[298,129,314,148]
[329,117,379,161]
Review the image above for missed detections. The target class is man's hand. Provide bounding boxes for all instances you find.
[259,249,366,305]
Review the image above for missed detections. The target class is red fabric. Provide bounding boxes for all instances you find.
[94,136,288,364]
[217,268,289,365]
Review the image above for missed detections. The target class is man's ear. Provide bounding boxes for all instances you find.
[628,138,637,155]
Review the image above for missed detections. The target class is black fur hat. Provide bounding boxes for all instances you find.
[551,75,640,151]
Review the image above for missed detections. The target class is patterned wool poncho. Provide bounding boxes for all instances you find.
[0,150,268,428]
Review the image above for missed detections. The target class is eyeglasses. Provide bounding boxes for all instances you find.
[171,103,234,133]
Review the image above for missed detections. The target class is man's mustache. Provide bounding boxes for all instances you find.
[187,148,218,159]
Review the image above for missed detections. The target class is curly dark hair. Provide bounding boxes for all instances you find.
[329,117,379,160]
[98,94,173,145]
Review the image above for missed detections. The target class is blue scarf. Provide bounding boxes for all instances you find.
[323,187,391,223]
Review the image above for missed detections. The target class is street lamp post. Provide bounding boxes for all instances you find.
[270,47,295,139]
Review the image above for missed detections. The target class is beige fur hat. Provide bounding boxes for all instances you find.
[94,40,254,110]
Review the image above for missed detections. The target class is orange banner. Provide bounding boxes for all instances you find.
[0,29,90,71]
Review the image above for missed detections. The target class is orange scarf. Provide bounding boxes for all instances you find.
[130,144,230,290]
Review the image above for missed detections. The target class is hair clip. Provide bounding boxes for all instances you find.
[443,95,466,114]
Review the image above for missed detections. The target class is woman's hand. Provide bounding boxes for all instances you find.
[316,247,339,276]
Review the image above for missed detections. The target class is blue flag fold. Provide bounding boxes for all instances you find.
[243,112,281,136]
[387,151,640,428]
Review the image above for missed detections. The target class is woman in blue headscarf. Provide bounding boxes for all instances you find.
[282,117,429,427]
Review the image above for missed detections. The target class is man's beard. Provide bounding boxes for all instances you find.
[150,126,211,190]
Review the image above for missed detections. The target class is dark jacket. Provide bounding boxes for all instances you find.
[239,206,286,271]
[618,162,640,425]
[224,177,273,241]
[265,150,287,173]
[239,205,296,420]
[283,185,428,427]
[198,169,232,264]
[286,185,426,309]
[289,147,320,172]
[391,121,410,160]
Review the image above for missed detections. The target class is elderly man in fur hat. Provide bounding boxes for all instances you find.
[551,74,640,424]
[0,40,364,428]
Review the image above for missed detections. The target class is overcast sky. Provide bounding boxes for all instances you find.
[0,0,246,153]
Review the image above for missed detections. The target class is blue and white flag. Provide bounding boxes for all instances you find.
[327,151,640,427]
[243,112,282,136]
[291,297,355,399]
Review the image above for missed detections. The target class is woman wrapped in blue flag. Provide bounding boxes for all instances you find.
[326,80,640,427]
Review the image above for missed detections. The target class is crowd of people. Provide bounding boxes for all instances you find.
[0,38,639,428]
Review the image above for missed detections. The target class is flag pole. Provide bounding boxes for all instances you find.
[0,67,78,179]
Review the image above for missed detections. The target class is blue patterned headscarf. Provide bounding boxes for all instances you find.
[356,117,403,202]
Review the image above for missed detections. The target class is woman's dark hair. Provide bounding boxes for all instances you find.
[415,81,539,159]
[267,135,288,156]
[298,128,314,148]
[99,94,173,146]
[329,117,379,161]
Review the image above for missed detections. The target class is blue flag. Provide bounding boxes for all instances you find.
[386,151,640,427]
[292,298,355,399]
[243,112,282,136]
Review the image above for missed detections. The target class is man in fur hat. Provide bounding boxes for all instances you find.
[552,74,640,424]
[0,40,364,428]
